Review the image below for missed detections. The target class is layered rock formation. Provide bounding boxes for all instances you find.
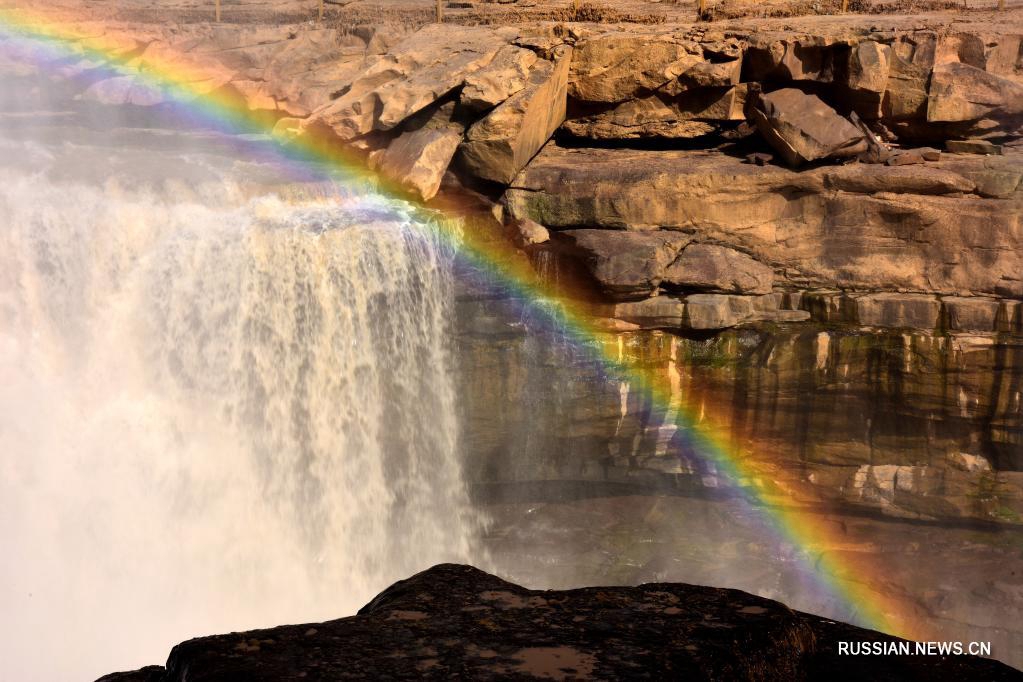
[99,564,1019,681]
[42,15,1021,332]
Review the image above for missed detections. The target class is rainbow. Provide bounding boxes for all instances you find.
[0,4,931,641]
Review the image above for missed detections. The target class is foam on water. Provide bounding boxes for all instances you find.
[0,147,483,680]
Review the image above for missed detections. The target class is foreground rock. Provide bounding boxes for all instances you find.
[100,564,1018,681]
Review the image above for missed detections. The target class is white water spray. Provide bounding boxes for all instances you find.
[0,163,482,679]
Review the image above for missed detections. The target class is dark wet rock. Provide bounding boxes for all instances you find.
[749,88,868,167]
[96,667,166,682]
[100,564,1021,681]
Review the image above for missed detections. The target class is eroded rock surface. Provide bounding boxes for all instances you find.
[100,564,1019,681]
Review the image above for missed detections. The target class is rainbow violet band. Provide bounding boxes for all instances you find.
[0,4,927,642]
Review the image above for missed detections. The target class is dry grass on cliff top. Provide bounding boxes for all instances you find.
[18,0,1023,29]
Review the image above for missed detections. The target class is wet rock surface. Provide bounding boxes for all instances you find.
[98,564,1019,681]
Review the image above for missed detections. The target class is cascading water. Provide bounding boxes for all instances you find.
[0,100,484,679]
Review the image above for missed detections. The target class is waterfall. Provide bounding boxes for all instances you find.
[0,168,483,679]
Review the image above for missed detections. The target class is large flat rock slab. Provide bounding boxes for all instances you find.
[505,144,1023,298]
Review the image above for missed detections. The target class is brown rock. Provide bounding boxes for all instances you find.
[946,139,1004,155]
[509,217,549,247]
[749,88,867,167]
[664,244,774,295]
[927,62,1023,124]
[677,59,742,89]
[505,145,1023,298]
[846,41,891,119]
[375,102,465,202]
[460,45,538,113]
[882,33,936,121]
[823,164,974,195]
[886,151,925,166]
[611,295,687,329]
[557,229,691,300]
[683,294,756,330]
[563,86,746,140]
[855,293,941,329]
[306,26,503,141]
[943,297,1001,332]
[569,32,701,103]
[459,46,572,184]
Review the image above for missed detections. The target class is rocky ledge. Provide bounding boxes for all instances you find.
[17,9,1021,335]
[99,564,1019,681]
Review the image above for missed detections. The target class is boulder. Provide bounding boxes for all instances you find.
[855,293,941,329]
[260,29,370,116]
[557,229,691,300]
[98,564,1021,681]
[749,88,867,167]
[459,46,572,184]
[663,244,774,295]
[845,41,890,118]
[611,295,687,328]
[882,33,936,121]
[306,26,503,141]
[569,32,701,103]
[927,62,1023,124]
[460,45,538,113]
[683,294,756,330]
[677,58,742,89]
[374,102,465,202]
